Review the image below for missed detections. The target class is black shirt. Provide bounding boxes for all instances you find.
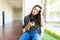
[23,15,41,34]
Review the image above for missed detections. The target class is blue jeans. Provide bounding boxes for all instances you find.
[19,30,41,40]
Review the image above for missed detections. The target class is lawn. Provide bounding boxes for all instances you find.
[42,30,58,40]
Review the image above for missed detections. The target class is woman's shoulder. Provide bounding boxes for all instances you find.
[24,15,29,19]
[24,15,30,20]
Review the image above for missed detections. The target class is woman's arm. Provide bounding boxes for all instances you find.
[23,21,30,31]
[23,16,35,32]
[41,15,45,27]
[23,16,31,32]
[41,10,45,27]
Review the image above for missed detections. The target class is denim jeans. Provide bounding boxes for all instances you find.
[19,30,41,40]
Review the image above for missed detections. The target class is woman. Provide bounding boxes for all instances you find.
[19,5,45,40]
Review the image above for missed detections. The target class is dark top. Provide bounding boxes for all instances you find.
[23,15,41,34]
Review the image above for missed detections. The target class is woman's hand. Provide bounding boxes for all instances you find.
[41,9,44,16]
[24,20,35,31]
[29,20,35,27]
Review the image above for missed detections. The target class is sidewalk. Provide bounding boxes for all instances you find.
[46,24,60,35]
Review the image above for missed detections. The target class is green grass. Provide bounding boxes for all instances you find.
[42,30,58,40]
[42,21,60,40]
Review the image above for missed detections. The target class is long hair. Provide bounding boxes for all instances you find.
[29,5,42,26]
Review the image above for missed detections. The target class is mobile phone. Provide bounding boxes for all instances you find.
[30,18,35,22]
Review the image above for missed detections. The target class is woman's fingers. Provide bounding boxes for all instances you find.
[29,21,35,27]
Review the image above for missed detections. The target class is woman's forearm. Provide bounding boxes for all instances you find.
[24,23,30,32]
[41,16,45,27]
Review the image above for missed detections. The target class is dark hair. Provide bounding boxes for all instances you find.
[29,5,42,26]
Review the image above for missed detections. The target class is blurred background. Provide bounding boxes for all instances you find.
[0,0,23,40]
[0,0,60,40]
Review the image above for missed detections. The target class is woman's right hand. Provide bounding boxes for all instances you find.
[24,20,35,31]
[28,20,35,27]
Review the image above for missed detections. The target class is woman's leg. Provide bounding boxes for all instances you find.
[19,32,30,40]
[31,31,41,40]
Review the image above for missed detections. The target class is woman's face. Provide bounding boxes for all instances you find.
[32,7,41,16]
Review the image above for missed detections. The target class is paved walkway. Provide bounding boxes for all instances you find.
[46,23,60,35]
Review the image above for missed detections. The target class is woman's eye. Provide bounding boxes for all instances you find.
[34,8,36,10]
